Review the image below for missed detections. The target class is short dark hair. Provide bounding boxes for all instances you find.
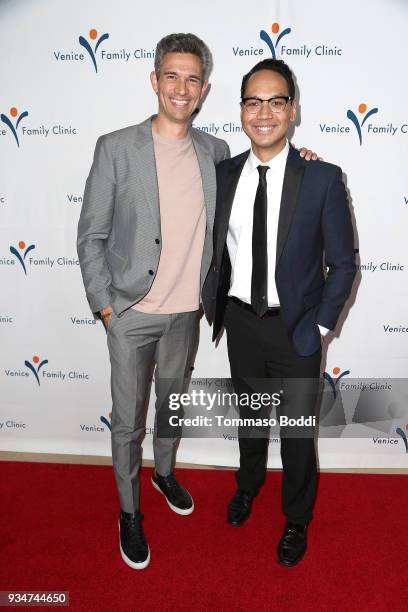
[241,59,295,100]
[155,33,213,81]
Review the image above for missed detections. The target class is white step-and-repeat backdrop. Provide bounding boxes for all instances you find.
[1,0,407,468]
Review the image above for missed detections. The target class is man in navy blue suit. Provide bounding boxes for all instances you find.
[203,59,356,566]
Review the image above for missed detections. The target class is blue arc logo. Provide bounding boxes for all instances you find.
[79,28,109,72]
[10,241,35,275]
[323,367,351,399]
[100,413,112,431]
[1,106,29,147]
[259,22,291,59]
[396,427,408,453]
[25,355,48,386]
[346,103,379,145]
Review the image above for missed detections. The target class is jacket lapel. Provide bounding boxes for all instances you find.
[276,145,305,267]
[133,117,160,232]
[216,151,249,261]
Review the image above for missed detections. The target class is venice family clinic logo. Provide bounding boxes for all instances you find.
[79,28,109,72]
[323,366,351,399]
[100,412,112,431]
[347,103,378,145]
[1,107,29,147]
[10,241,36,275]
[396,426,408,453]
[25,355,49,386]
[259,23,291,59]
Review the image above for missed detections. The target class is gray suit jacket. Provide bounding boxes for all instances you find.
[77,116,230,316]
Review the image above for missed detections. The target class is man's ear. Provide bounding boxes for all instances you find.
[150,70,158,94]
[290,99,297,123]
[200,80,209,100]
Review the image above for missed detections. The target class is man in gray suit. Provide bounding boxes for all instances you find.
[77,33,230,570]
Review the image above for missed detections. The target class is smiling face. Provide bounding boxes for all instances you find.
[241,69,296,161]
[150,52,208,127]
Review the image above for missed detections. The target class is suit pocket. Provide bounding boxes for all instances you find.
[303,286,324,310]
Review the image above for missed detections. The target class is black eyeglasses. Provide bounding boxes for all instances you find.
[241,96,292,114]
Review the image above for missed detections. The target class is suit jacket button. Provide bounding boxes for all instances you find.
[148,270,154,276]
[155,239,160,244]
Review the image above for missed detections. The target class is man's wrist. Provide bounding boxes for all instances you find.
[100,306,113,318]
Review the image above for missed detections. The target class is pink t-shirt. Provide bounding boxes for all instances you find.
[133,131,206,314]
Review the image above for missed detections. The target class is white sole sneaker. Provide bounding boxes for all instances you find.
[118,522,150,570]
[151,476,194,516]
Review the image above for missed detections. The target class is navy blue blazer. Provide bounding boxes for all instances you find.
[202,144,356,357]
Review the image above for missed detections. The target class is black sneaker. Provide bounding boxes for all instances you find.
[119,511,150,569]
[151,471,194,515]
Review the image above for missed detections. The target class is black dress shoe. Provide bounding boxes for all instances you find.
[277,522,307,566]
[119,511,150,570]
[227,490,254,526]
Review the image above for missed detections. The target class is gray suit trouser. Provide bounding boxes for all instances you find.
[107,307,199,513]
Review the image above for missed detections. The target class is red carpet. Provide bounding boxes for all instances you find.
[1,462,407,611]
